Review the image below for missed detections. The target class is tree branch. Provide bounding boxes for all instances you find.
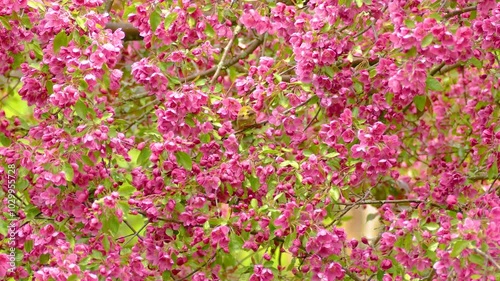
[105,22,143,41]
[104,0,114,12]
[335,199,424,206]
[175,251,218,281]
[443,6,477,20]
[210,25,242,84]
[182,36,264,82]
[474,248,500,271]
[280,57,379,82]
[344,267,363,281]
[430,62,446,76]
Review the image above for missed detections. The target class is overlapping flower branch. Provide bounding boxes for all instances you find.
[2,1,500,280]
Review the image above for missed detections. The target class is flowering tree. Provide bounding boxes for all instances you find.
[1,0,500,280]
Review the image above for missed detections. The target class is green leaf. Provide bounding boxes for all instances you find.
[26,206,40,219]
[261,149,281,155]
[325,152,340,158]
[320,22,331,33]
[0,133,12,147]
[53,31,69,53]
[355,0,363,7]
[123,3,138,19]
[329,187,340,201]
[413,95,427,111]
[469,57,483,69]
[404,19,415,28]
[250,198,258,210]
[102,236,110,252]
[12,53,24,69]
[40,253,50,264]
[205,23,215,38]
[377,270,384,281]
[46,80,54,95]
[164,12,178,31]
[67,275,78,281]
[323,66,335,77]
[63,163,74,182]
[199,133,210,143]
[421,34,434,48]
[150,7,162,32]
[0,17,12,29]
[24,239,33,252]
[426,76,444,91]
[249,176,259,192]
[107,215,120,236]
[81,155,94,166]
[366,212,378,222]
[280,160,299,169]
[75,17,87,30]
[162,271,172,281]
[307,95,319,105]
[423,222,439,231]
[427,242,439,251]
[488,161,497,179]
[175,151,192,171]
[406,46,417,58]
[451,240,469,257]
[29,42,43,59]
[74,100,88,119]
[468,254,484,265]
[137,148,151,167]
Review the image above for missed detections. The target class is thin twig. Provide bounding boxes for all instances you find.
[335,199,424,206]
[123,221,149,247]
[474,248,500,271]
[104,0,114,12]
[487,173,500,193]
[430,62,446,76]
[105,22,143,41]
[123,219,141,240]
[443,6,477,20]
[283,96,315,114]
[257,32,268,64]
[425,268,436,281]
[438,62,464,75]
[344,267,363,281]
[303,106,321,132]
[326,190,371,228]
[124,104,157,131]
[352,6,387,39]
[211,25,242,84]
[175,251,218,281]
[123,92,151,102]
[183,36,264,82]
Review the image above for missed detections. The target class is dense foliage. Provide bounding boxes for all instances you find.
[1,0,500,280]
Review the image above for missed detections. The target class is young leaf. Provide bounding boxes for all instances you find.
[63,163,74,182]
[107,215,120,236]
[74,100,88,120]
[137,148,151,167]
[423,222,439,231]
[488,161,498,179]
[150,7,162,32]
[164,12,178,31]
[205,22,215,38]
[421,34,434,48]
[426,76,444,91]
[175,151,193,171]
[413,95,427,111]
[53,31,69,53]
[450,240,469,257]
